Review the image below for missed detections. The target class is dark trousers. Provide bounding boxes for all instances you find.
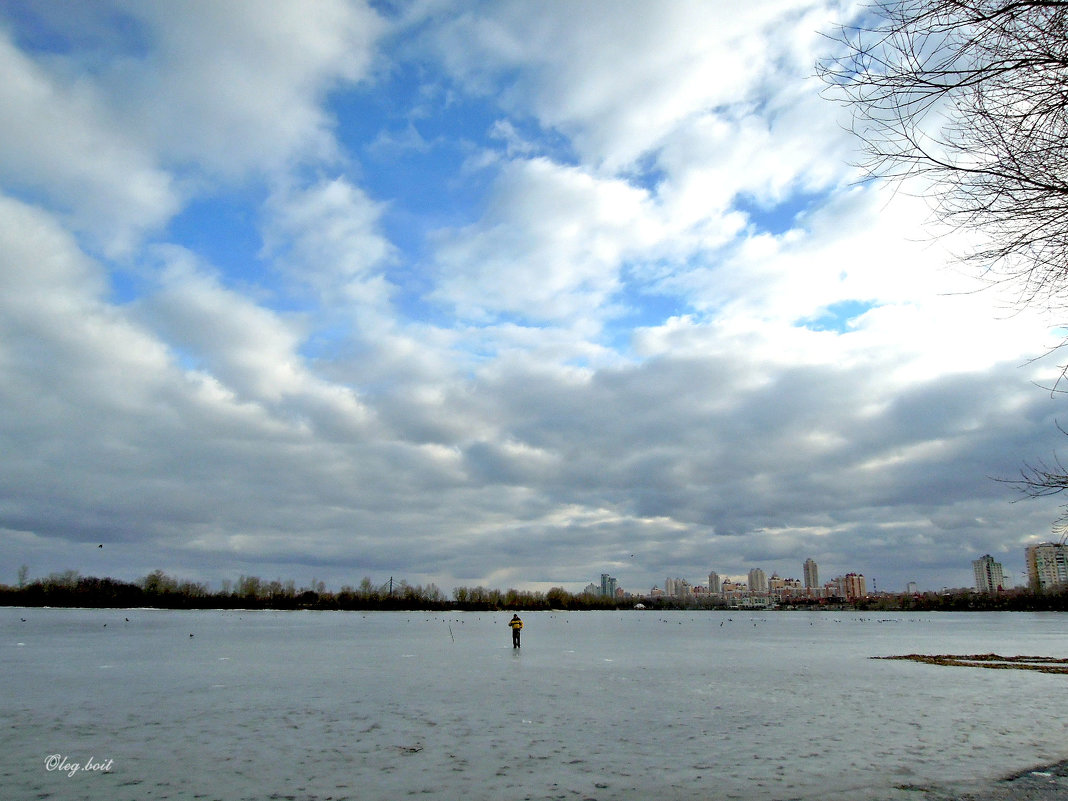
[512,629,521,648]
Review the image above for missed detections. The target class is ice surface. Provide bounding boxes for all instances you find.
[3,608,1068,800]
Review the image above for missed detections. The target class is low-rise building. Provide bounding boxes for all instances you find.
[832,572,866,601]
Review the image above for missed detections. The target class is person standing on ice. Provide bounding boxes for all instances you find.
[509,614,523,648]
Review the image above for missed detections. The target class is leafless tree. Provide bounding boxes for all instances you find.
[819,0,1068,307]
[820,1,1068,508]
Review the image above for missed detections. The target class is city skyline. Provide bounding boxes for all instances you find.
[1,2,1065,595]
[592,549,1048,599]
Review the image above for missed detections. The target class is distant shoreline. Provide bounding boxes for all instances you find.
[5,570,1068,612]
[4,598,1068,614]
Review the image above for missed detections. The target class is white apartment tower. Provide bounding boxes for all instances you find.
[1026,542,1068,591]
[748,568,768,594]
[972,554,1005,593]
[803,558,819,589]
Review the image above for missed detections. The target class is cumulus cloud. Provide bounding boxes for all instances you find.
[431,157,666,322]
[108,0,385,177]
[0,0,383,254]
[0,0,1063,596]
[426,0,847,171]
[261,177,395,304]
[0,32,179,255]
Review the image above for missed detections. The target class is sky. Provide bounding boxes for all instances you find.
[1,0,1065,596]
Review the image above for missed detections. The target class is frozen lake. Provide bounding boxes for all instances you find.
[3,607,1068,800]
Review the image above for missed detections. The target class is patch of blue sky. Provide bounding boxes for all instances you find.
[162,192,267,290]
[603,279,693,354]
[329,74,497,278]
[623,151,669,195]
[615,283,690,328]
[330,60,578,243]
[734,186,834,236]
[3,2,68,52]
[801,299,878,333]
[333,66,497,206]
[488,112,580,168]
[106,269,148,306]
[380,262,456,329]
[4,0,149,62]
[165,344,204,374]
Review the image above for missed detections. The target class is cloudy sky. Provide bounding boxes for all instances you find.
[1,0,1064,596]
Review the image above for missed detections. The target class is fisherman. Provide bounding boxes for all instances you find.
[509,613,523,648]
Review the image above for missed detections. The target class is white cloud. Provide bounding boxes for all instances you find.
[431,157,664,322]
[0,194,172,405]
[427,0,846,172]
[420,0,866,334]
[0,32,179,255]
[110,0,385,177]
[135,247,375,438]
[0,1,384,254]
[262,177,395,303]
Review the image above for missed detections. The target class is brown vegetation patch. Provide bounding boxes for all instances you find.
[874,654,1068,674]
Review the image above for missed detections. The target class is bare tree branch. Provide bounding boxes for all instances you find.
[820,0,1068,513]
[819,1,1068,306]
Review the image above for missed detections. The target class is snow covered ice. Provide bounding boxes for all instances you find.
[4,608,1068,800]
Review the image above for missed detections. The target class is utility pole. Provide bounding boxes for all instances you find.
[389,576,393,597]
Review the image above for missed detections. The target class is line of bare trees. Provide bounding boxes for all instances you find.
[0,568,633,611]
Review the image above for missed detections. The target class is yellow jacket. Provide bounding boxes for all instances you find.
[509,618,523,630]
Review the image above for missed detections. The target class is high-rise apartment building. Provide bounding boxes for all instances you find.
[803,558,819,589]
[600,573,617,598]
[1026,542,1068,591]
[708,571,721,594]
[972,554,1005,593]
[748,568,768,594]
[664,577,691,598]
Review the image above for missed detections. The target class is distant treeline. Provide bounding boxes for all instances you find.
[4,569,1068,612]
[854,588,1068,613]
[0,569,633,611]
